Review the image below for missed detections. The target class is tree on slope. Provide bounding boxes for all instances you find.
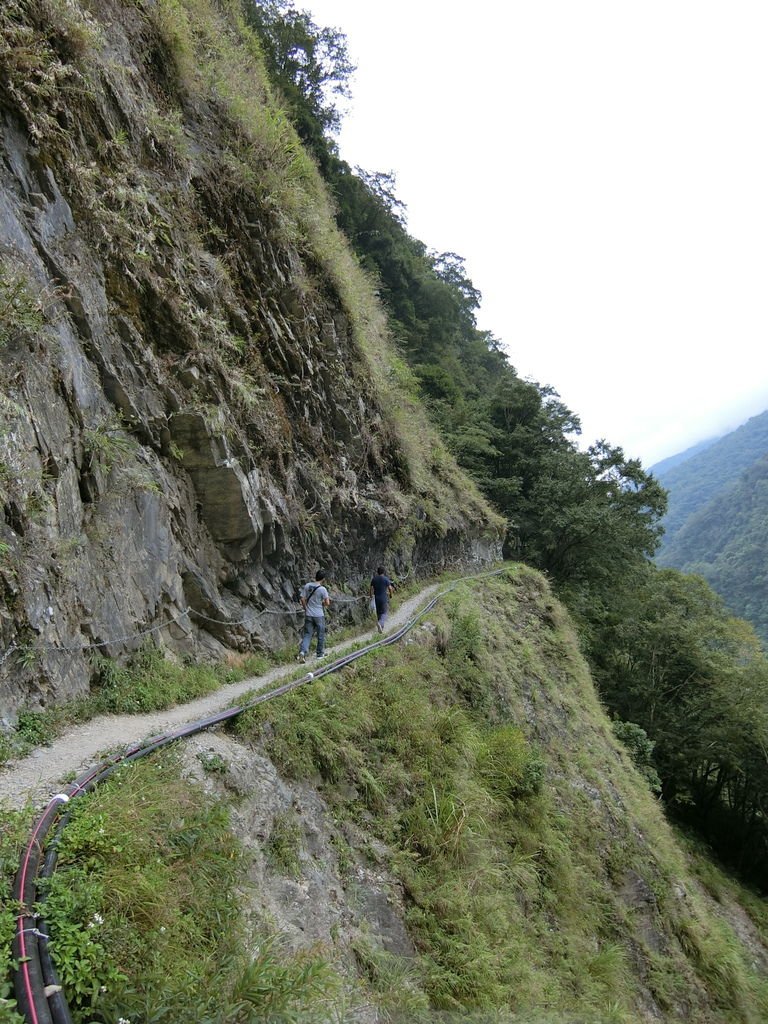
[245,0,354,155]
[590,565,768,885]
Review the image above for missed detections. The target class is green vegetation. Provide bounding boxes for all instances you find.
[246,0,354,143]
[0,809,29,1024]
[654,411,768,648]
[2,751,342,1024]
[0,643,270,768]
[3,572,767,1022]
[88,642,267,714]
[1,1,767,1017]
[197,748,228,774]
[265,810,303,875]
[658,453,768,647]
[231,571,768,1022]
[611,719,661,793]
[245,0,768,896]
[82,419,138,475]
[0,259,47,350]
[655,409,768,550]
[587,564,768,888]
[247,0,665,587]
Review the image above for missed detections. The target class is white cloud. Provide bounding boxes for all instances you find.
[305,0,768,465]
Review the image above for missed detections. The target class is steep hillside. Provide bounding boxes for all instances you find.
[4,569,766,1023]
[3,6,767,1020]
[655,409,768,550]
[657,454,768,647]
[655,410,768,646]
[0,0,501,721]
[649,434,721,477]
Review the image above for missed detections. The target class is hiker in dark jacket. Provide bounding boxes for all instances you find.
[370,565,394,634]
[298,570,331,662]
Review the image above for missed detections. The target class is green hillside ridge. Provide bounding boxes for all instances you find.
[649,435,722,477]
[657,454,768,647]
[655,410,768,551]
[3,570,767,1023]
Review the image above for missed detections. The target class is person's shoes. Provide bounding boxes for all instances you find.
[297,652,306,664]
[377,622,384,634]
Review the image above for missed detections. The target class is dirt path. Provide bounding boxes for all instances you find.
[0,586,439,810]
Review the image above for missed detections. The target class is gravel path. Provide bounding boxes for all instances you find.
[0,586,439,810]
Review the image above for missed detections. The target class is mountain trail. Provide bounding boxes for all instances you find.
[0,586,438,810]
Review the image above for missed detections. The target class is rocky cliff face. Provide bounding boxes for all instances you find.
[0,0,501,720]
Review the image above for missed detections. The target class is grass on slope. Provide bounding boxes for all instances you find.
[0,645,271,768]
[233,566,768,1023]
[0,751,345,1024]
[3,567,767,1023]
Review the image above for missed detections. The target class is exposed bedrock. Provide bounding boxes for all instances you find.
[0,6,501,721]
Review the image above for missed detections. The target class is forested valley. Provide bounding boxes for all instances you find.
[655,412,768,649]
[250,0,768,888]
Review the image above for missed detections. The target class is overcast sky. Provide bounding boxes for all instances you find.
[304,0,767,467]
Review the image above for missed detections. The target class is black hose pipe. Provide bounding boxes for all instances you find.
[37,814,73,1024]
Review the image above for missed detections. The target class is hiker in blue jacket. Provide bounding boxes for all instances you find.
[297,570,331,662]
[370,565,394,634]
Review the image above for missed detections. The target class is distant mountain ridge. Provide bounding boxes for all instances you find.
[649,435,721,477]
[653,409,768,550]
[655,408,768,646]
[658,454,768,644]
